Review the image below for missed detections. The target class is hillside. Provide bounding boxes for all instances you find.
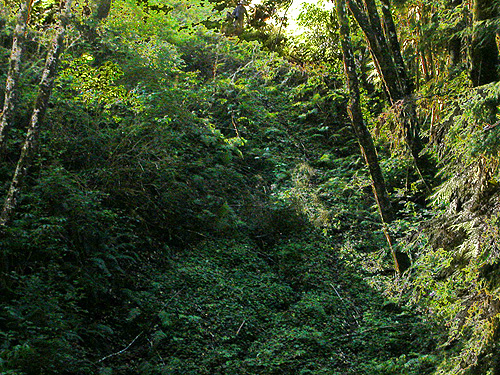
[1,0,500,374]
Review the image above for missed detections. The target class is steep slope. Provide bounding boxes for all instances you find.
[0,2,443,374]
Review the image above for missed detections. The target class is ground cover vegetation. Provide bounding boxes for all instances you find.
[0,0,499,374]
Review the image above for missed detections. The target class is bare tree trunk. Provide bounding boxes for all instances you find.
[420,49,430,81]
[0,0,33,147]
[0,0,72,226]
[378,0,433,179]
[336,0,401,272]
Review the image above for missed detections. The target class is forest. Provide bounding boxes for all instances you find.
[0,0,500,373]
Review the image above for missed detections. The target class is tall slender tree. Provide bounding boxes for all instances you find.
[0,0,72,226]
[346,0,433,181]
[379,0,413,93]
[335,0,401,272]
[470,0,499,86]
[0,0,34,146]
[448,0,463,68]
[347,0,400,102]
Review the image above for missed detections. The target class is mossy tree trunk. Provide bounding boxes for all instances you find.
[448,0,463,67]
[347,0,434,181]
[0,0,33,146]
[379,0,413,94]
[0,0,72,226]
[335,0,401,272]
[347,0,401,103]
[78,0,112,45]
[95,0,112,21]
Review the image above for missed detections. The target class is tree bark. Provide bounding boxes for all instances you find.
[347,0,434,180]
[347,0,401,103]
[447,0,463,67]
[379,0,413,94]
[420,49,430,81]
[0,0,72,226]
[470,0,499,86]
[0,0,33,147]
[95,0,112,21]
[449,34,461,67]
[336,0,401,272]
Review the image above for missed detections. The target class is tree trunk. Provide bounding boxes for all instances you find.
[0,0,72,226]
[347,0,402,103]
[449,36,461,67]
[420,48,431,81]
[448,0,463,67]
[347,0,435,180]
[95,0,112,21]
[427,49,435,79]
[0,0,33,147]
[76,0,112,60]
[336,0,401,272]
[470,0,499,86]
[380,0,413,94]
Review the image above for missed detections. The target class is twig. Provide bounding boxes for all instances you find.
[272,0,293,50]
[335,321,418,339]
[483,120,500,132]
[159,287,186,310]
[146,337,166,366]
[96,332,143,363]
[330,283,360,326]
[231,114,241,138]
[230,60,254,83]
[236,320,246,335]
[95,287,185,364]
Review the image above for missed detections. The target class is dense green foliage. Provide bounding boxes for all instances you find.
[0,0,500,374]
